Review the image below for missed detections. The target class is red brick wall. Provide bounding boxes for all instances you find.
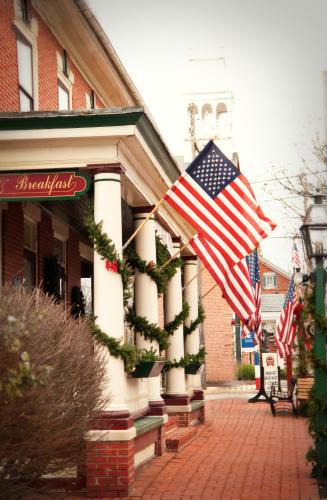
[0,1,20,111]
[2,203,24,283]
[259,261,290,294]
[0,2,100,112]
[202,268,236,383]
[36,8,61,111]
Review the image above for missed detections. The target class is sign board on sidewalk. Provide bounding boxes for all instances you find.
[241,330,255,352]
[262,353,278,395]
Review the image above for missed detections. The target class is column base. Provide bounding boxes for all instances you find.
[86,439,134,498]
[148,399,167,416]
[86,410,135,498]
[89,409,133,430]
[192,389,205,401]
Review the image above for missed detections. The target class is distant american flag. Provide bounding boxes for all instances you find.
[165,140,276,266]
[242,249,262,344]
[291,242,301,270]
[190,234,256,325]
[275,277,298,357]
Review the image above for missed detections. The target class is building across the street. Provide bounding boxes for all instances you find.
[0,1,205,496]
[204,255,291,384]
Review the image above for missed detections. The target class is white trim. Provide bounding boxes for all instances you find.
[13,14,39,110]
[165,405,193,413]
[134,444,155,468]
[86,427,136,442]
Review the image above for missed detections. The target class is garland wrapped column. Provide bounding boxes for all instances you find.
[93,166,128,413]
[183,256,203,397]
[163,238,190,408]
[133,207,165,413]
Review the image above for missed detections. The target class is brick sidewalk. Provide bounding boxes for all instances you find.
[126,398,318,500]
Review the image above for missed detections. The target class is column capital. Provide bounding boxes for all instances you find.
[172,236,182,245]
[132,205,156,215]
[87,163,126,175]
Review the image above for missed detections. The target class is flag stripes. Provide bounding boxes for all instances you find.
[190,234,256,323]
[275,277,297,357]
[165,164,276,268]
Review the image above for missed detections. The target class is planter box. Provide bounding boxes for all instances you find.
[185,363,203,375]
[131,360,166,378]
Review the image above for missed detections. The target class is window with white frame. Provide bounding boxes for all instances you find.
[18,0,30,25]
[58,80,70,110]
[262,272,277,289]
[17,34,34,111]
[24,217,37,290]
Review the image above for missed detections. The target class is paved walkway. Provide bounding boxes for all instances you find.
[127,398,318,500]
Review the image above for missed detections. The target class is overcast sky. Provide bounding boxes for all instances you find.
[88,0,327,272]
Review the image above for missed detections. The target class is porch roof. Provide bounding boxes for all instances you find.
[0,108,181,183]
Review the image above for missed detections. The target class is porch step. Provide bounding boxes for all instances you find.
[164,415,178,435]
[165,426,198,452]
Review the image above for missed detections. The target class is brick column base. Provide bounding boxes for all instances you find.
[86,439,134,498]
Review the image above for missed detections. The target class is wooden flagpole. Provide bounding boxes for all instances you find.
[122,198,165,251]
[159,238,192,269]
[183,266,205,290]
[201,282,218,300]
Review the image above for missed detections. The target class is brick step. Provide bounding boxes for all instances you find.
[164,416,178,435]
[165,426,198,452]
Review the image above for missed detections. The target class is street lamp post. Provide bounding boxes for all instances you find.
[300,194,327,477]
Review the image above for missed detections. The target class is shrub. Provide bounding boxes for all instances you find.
[0,286,108,498]
[237,364,255,380]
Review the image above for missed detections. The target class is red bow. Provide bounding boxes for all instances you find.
[147,260,155,272]
[105,259,118,273]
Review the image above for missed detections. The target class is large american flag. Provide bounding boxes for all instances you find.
[291,242,301,271]
[275,277,298,357]
[241,249,262,344]
[165,140,276,266]
[190,234,256,325]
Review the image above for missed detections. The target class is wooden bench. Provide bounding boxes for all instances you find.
[269,376,297,417]
[297,377,314,406]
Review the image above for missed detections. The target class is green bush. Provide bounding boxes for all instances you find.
[237,364,255,380]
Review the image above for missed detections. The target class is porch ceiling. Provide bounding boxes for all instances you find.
[0,109,195,253]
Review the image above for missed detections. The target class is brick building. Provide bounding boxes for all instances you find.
[0,1,205,496]
[204,255,291,384]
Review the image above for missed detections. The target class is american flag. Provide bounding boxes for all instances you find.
[190,234,256,325]
[241,249,262,344]
[291,242,301,270]
[165,140,276,266]
[275,277,298,357]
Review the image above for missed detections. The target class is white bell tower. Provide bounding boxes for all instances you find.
[182,52,236,163]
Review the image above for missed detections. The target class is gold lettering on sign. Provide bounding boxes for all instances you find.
[14,174,77,196]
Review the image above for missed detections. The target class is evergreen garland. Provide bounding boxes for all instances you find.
[125,301,190,352]
[127,237,183,294]
[125,308,170,351]
[84,204,206,375]
[184,304,206,336]
[165,301,190,335]
[84,204,133,291]
[164,346,207,371]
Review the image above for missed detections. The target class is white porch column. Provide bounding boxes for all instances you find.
[183,256,202,394]
[93,166,127,412]
[133,207,165,412]
[164,238,187,396]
